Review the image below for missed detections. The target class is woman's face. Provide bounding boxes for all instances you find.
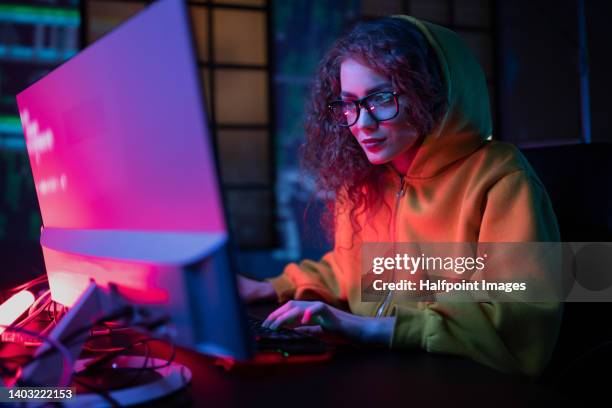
[340,58,421,173]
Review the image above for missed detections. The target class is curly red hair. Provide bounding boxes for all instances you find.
[301,17,447,240]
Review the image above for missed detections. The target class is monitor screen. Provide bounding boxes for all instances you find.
[14,0,250,363]
[16,0,225,234]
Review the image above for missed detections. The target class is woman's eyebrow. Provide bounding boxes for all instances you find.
[340,82,393,98]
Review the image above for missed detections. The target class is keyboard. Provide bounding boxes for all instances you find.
[247,315,329,355]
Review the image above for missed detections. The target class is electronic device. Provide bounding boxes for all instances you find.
[15,0,326,403]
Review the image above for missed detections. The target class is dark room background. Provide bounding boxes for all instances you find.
[0,0,610,285]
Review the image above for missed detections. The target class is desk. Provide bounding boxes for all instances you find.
[151,345,566,407]
[148,303,567,407]
[0,303,568,407]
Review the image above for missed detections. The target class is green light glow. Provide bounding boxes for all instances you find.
[0,115,23,134]
[0,5,79,26]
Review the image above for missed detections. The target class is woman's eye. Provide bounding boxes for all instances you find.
[375,94,393,104]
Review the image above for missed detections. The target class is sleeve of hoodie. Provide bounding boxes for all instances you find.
[266,250,345,307]
[390,170,563,378]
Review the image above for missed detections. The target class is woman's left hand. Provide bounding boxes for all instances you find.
[262,300,395,345]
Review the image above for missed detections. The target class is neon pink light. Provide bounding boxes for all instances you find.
[0,290,35,334]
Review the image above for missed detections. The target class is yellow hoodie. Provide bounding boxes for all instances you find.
[268,16,562,377]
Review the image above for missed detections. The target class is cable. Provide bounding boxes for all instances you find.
[81,318,164,353]
[0,306,135,382]
[6,275,47,294]
[33,306,164,356]
[14,297,52,329]
[120,341,152,388]
[28,289,51,315]
[1,276,48,304]
[72,338,179,407]
[2,312,182,406]
[0,324,73,388]
[22,307,136,365]
[6,304,177,388]
[78,338,159,375]
[76,336,178,393]
[144,339,177,370]
[38,302,61,338]
[82,341,127,353]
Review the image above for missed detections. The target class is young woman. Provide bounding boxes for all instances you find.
[239,15,562,377]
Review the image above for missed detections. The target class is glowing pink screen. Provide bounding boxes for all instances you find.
[16,0,226,233]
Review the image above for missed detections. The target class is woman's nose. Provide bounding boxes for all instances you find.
[355,105,377,130]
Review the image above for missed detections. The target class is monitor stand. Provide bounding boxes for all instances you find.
[14,281,192,405]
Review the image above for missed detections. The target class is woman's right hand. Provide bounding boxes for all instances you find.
[237,275,277,303]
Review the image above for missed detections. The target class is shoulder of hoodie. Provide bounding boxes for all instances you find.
[466,139,547,191]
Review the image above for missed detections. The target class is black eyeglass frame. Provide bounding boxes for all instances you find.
[327,91,400,127]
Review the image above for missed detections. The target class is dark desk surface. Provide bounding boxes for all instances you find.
[169,347,565,407]
[0,302,576,407]
[150,303,569,407]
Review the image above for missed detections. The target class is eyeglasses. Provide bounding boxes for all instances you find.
[327,91,400,127]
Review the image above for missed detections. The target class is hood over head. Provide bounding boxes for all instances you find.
[392,15,492,179]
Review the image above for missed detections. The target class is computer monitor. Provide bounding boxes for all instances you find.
[15,0,252,389]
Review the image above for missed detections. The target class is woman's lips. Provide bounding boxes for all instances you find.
[361,138,386,151]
